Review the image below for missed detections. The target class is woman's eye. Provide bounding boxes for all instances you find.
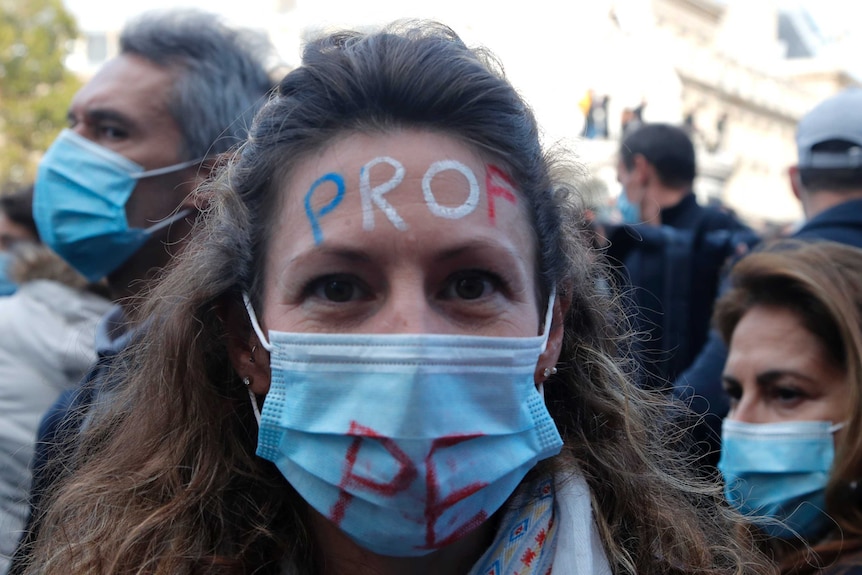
[774,386,803,403]
[310,277,363,303]
[455,277,487,300]
[722,380,742,404]
[445,272,499,301]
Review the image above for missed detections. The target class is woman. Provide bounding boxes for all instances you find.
[25,23,772,575]
[715,239,862,574]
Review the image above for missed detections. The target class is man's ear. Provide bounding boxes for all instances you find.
[534,290,571,386]
[221,295,272,396]
[180,154,228,211]
[632,154,652,187]
[789,165,802,202]
[632,155,662,224]
[788,164,815,219]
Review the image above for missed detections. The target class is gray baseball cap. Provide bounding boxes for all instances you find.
[797,87,862,169]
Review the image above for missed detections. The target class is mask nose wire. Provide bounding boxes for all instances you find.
[240,289,556,424]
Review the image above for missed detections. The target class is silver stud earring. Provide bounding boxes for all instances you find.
[243,376,251,387]
[542,367,558,378]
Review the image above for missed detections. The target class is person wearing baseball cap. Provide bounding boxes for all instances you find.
[675,87,862,474]
[790,87,862,240]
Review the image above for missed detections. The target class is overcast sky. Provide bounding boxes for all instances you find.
[62,0,861,55]
[59,0,860,146]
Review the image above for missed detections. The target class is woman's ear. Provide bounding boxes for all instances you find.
[535,290,571,385]
[222,295,272,396]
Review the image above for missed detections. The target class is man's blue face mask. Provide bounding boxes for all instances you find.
[616,188,641,225]
[33,129,200,282]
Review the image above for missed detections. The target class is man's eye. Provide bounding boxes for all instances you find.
[98,125,128,140]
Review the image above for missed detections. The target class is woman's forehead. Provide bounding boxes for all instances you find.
[273,130,533,248]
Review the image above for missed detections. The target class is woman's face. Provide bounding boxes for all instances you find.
[723,304,849,425]
[259,129,544,340]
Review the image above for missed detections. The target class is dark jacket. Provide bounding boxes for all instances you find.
[9,307,134,574]
[604,193,755,390]
[673,197,862,468]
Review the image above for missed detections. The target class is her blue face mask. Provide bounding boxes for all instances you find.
[33,129,200,282]
[719,419,842,540]
[243,293,563,557]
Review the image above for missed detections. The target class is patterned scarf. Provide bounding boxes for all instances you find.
[280,472,612,575]
[469,477,558,575]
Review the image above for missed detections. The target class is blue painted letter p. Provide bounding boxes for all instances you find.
[304,173,345,244]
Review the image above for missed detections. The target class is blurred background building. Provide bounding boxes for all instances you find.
[572,0,858,229]
[54,0,862,230]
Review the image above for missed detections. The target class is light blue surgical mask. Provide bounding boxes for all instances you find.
[0,252,17,296]
[244,293,563,557]
[719,419,842,540]
[33,129,201,282]
[616,188,641,225]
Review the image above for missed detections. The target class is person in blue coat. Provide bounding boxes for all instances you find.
[676,87,862,469]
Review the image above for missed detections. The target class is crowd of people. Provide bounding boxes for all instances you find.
[0,7,860,575]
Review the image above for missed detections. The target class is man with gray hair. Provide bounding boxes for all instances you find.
[9,10,277,570]
[34,9,276,300]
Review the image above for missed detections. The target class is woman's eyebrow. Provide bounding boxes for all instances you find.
[755,370,816,386]
[721,374,740,388]
[286,246,372,267]
[432,239,523,262]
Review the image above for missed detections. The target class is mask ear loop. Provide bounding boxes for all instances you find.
[243,293,273,352]
[537,287,557,398]
[132,157,206,179]
[247,387,262,425]
[830,422,846,434]
[132,157,206,234]
[242,293,273,425]
[540,287,557,353]
[143,208,195,236]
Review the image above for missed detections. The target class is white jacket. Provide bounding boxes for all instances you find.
[0,280,112,571]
